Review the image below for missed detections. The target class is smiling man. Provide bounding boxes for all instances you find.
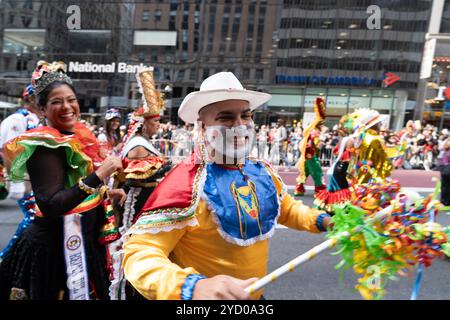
[122,72,331,300]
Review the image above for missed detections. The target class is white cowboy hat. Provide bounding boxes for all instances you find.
[178,72,272,124]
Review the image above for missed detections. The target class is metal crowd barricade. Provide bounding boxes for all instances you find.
[151,138,336,168]
[150,138,194,164]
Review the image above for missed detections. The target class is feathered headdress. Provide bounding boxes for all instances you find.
[31,61,72,95]
[122,67,164,148]
[135,67,165,119]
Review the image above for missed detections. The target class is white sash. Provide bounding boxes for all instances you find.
[63,214,90,300]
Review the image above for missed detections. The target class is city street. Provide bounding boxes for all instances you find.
[266,192,450,300]
[0,169,449,300]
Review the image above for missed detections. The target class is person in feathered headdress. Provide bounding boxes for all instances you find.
[0,60,126,300]
[108,67,172,300]
[314,113,356,213]
[294,97,327,196]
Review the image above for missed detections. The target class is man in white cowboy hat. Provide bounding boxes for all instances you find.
[122,72,331,300]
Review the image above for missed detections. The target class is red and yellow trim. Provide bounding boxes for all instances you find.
[35,193,102,218]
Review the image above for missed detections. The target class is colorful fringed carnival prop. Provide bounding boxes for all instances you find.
[294,97,326,196]
[245,178,450,300]
[328,178,449,299]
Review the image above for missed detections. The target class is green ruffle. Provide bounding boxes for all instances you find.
[10,137,90,188]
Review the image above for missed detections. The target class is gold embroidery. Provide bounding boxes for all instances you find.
[230,180,262,239]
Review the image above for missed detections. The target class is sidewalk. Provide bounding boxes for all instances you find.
[275,166,440,190]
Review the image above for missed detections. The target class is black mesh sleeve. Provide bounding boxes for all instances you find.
[26,146,102,218]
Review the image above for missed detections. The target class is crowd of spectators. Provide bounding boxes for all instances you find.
[85,117,450,170]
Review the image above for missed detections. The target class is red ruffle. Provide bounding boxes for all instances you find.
[74,122,105,167]
[314,188,352,211]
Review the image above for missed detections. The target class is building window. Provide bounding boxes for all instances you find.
[256,69,264,79]
[177,70,185,81]
[173,86,183,98]
[142,10,150,22]
[203,68,210,79]
[242,68,250,80]
[68,30,111,54]
[154,68,160,80]
[155,9,162,22]
[190,68,197,80]
[3,28,46,54]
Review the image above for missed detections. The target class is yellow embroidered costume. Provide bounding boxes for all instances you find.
[123,156,327,300]
[122,71,330,301]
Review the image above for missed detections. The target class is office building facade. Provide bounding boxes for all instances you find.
[271,0,432,130]
[0,0,134,120]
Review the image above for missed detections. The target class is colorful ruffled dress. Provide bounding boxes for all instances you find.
[108,135,171,300]
[314,139,353,213]
[0,124,118,300]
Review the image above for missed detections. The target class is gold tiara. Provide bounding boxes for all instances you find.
[32,61,72,95]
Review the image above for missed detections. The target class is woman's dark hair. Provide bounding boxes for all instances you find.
[37,81,77,108]
[105,117,122,147]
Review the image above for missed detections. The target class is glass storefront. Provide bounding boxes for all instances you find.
[263,87,407,130]
[2,28,45,55]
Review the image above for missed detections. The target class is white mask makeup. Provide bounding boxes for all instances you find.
[204,123,255,164]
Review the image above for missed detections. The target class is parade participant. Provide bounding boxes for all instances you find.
[314,114,355,213]
[0,84,40,259]
[348,109,393,185]
[274,118,288,165]
[0,84,40,200]
[0,61,125,300]
[97,108,123,156]
[122,72,331,300]
[437,135,450,205]
[294,98,326,196]
[108,68,172,300]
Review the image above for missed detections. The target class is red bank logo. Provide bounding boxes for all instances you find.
[383,72,400,87]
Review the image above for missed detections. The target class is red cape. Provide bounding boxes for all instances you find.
[133,153,201,223]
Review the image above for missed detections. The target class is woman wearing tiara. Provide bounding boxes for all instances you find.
[0,61,125,300]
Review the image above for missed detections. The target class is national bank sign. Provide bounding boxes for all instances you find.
[276,74,380,86]
[68,61,149,73]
